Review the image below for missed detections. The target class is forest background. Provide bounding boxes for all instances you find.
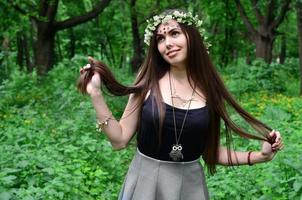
[0,0,302,199]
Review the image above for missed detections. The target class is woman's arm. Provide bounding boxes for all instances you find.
[217,130,283,166]
[217,147,268,166]
[88,72,140,150]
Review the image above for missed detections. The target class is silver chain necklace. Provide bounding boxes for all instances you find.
[168,71,196,161]
[170,81,196,107]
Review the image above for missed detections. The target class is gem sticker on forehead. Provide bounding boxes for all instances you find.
[157,21,180,34]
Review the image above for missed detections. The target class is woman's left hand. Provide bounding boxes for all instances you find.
[261,130,284,161]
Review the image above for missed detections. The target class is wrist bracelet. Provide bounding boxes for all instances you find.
[96,112,113,132]
[247,151,253,166]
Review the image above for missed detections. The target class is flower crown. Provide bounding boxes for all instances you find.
[144,10,210,48]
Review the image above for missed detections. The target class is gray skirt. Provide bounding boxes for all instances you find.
[118,149,209,200]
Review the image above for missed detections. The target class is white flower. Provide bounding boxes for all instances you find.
[150,26,156,31]
[162,15,173,23]
[196,20,203,27]
[153,15,160,21]
[144,11,211,48]
[173,10,181,17]
[155,19,161,25]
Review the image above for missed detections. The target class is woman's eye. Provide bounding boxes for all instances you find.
[172,31,180,37]
[157,37,165,43]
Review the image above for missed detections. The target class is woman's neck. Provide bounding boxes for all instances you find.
[169,64,187,81]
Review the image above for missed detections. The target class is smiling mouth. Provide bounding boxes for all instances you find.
[166,50,179,56]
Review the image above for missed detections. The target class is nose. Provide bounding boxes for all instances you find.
[165,37,172,49]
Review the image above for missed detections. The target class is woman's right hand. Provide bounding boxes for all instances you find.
[79,61,102,96]
[87,72,101,96]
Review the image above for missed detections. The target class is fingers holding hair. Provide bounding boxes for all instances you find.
[88,56,96,65]
[80,56,95,74]
[269,130,284,152]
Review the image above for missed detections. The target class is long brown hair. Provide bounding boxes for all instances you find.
[77,10,274,174]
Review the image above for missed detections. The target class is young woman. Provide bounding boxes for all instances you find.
[78,9,283,200]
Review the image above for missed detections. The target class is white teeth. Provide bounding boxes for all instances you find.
[167,50,178,56]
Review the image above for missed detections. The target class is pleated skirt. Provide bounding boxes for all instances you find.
[118,149,209,200]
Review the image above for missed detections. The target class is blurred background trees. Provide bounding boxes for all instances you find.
[1,0,300,83]
[0,0,301,95]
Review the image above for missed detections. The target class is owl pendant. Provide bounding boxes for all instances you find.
[169,144,184,161]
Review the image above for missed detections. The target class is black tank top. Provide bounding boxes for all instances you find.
[137,94,209,162]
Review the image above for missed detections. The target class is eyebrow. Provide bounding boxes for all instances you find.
[156,27,181,36]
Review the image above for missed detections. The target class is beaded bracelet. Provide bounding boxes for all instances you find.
[247,151,253,166]
[96,112,113,132]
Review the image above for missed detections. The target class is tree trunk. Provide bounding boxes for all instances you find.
[13,0,112,75]
[34,22,56,75]
[17,31,32,71]
[297,1,302,95]
[221,0,237,67]
[28,19,35,72]
[279,34,286,64]
[56,33,62,61]
[68,28,75,58]
[254,34,274,63]
[130,0,143,72]
[17,31,24,68]
[235,0,290,63]
[1,37,9,76]
[104,32,116,67]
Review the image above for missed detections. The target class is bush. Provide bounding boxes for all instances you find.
[0,57,301,199]
[222,58,299,96]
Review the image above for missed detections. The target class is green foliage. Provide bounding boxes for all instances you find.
[222,58,300,96]
[1,0,299,76]
[207,58,302,199]
[274,10,298,58]
[0,56,301,199]
[207,91,302,200]
[201,0,253,66]
[0,57,135,199]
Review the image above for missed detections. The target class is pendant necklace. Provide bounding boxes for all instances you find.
[168,71,196,161]
[171,81,196,107]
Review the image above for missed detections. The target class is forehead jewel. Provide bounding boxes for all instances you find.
[157,23,180,33]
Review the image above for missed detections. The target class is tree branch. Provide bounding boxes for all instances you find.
[54,0,111,31]
[251,0,264,23]
[265,0,276,26]
[46,0,59,23]
[234,0,258,37]
[271,0,291,29]
[38,0,48,16]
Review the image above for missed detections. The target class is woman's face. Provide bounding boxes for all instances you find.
[156,20,188,67]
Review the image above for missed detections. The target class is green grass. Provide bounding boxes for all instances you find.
[0,57,301,199]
